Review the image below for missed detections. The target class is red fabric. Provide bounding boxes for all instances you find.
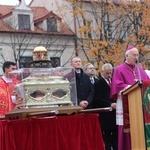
[0,77,20,116]
[0,114,104,150]
[122,94,130,129]
[7,78,20,110]
[0,78,12,116]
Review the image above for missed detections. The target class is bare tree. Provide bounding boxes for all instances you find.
[0,15,75,68]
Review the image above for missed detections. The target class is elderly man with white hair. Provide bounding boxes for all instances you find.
[93,63,118,150]
[111,45,149,150]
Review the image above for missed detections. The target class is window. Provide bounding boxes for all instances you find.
[121,22,133,40]
[18,14,30,30]
[47,17,57,32]
[86,21,92,38]
[19,56,33,68]
[50,57,60,67]
[103,21,112,39]
[83,20,92,38]
[122,24,129,40]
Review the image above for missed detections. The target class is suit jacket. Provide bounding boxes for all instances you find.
[75,69,94,109]
[93,77,117,131]
[65,69,94,108]
[94,77,99,84]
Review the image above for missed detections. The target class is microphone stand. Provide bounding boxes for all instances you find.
[136,60,142,85]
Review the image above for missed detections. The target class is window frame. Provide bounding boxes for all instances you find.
[47,17,57,32]
[18,14,31,30]
[19,56,33,68]
[50,57,60,67]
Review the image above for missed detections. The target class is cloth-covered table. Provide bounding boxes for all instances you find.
[0,114,104,150]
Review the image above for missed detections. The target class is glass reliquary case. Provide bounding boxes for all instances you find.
[9,67,77,108]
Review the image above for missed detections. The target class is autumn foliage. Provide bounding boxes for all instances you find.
[57,0,150,70]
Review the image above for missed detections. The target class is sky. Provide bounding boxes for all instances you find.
[0,0,32,5]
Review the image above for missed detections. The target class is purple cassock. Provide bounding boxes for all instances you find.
[111,62,149,150]
[111,62,149,96]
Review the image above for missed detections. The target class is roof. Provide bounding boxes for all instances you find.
[0,19,15,32]
[0,5,14,17]
[0,4,74,36]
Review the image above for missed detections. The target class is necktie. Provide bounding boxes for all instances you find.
[107,78,111,87]
[90,78,94,84]
[77,73,81,77]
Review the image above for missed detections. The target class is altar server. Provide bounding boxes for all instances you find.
[0,61,19,116]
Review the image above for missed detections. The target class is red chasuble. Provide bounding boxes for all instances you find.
[7,78,20,110]
[0,78,12,116]
[0,77,20,116]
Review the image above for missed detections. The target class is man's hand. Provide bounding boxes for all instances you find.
[79,100,89,109]
[111,103,116,109]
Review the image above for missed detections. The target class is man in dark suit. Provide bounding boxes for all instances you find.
[93,63,118,150]
[70,56,94,109]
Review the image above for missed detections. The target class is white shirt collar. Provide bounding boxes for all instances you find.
[2,76,12,83]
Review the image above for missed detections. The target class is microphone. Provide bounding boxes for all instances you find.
[135,59,142,85]
[135,59,138,64]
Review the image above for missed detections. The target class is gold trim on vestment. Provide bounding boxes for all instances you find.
[124,128,130,133]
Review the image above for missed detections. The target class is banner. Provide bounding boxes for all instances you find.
[122,94,130,129]
[142,80,150,149]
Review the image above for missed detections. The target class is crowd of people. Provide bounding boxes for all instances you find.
[0,45,150,149]
[69,46,150,150]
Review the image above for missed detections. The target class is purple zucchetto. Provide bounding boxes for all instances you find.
[126,45,136,51]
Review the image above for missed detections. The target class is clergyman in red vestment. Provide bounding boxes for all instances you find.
[0,61,19,116]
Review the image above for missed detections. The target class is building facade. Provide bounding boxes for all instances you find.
[0,0,75,75]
